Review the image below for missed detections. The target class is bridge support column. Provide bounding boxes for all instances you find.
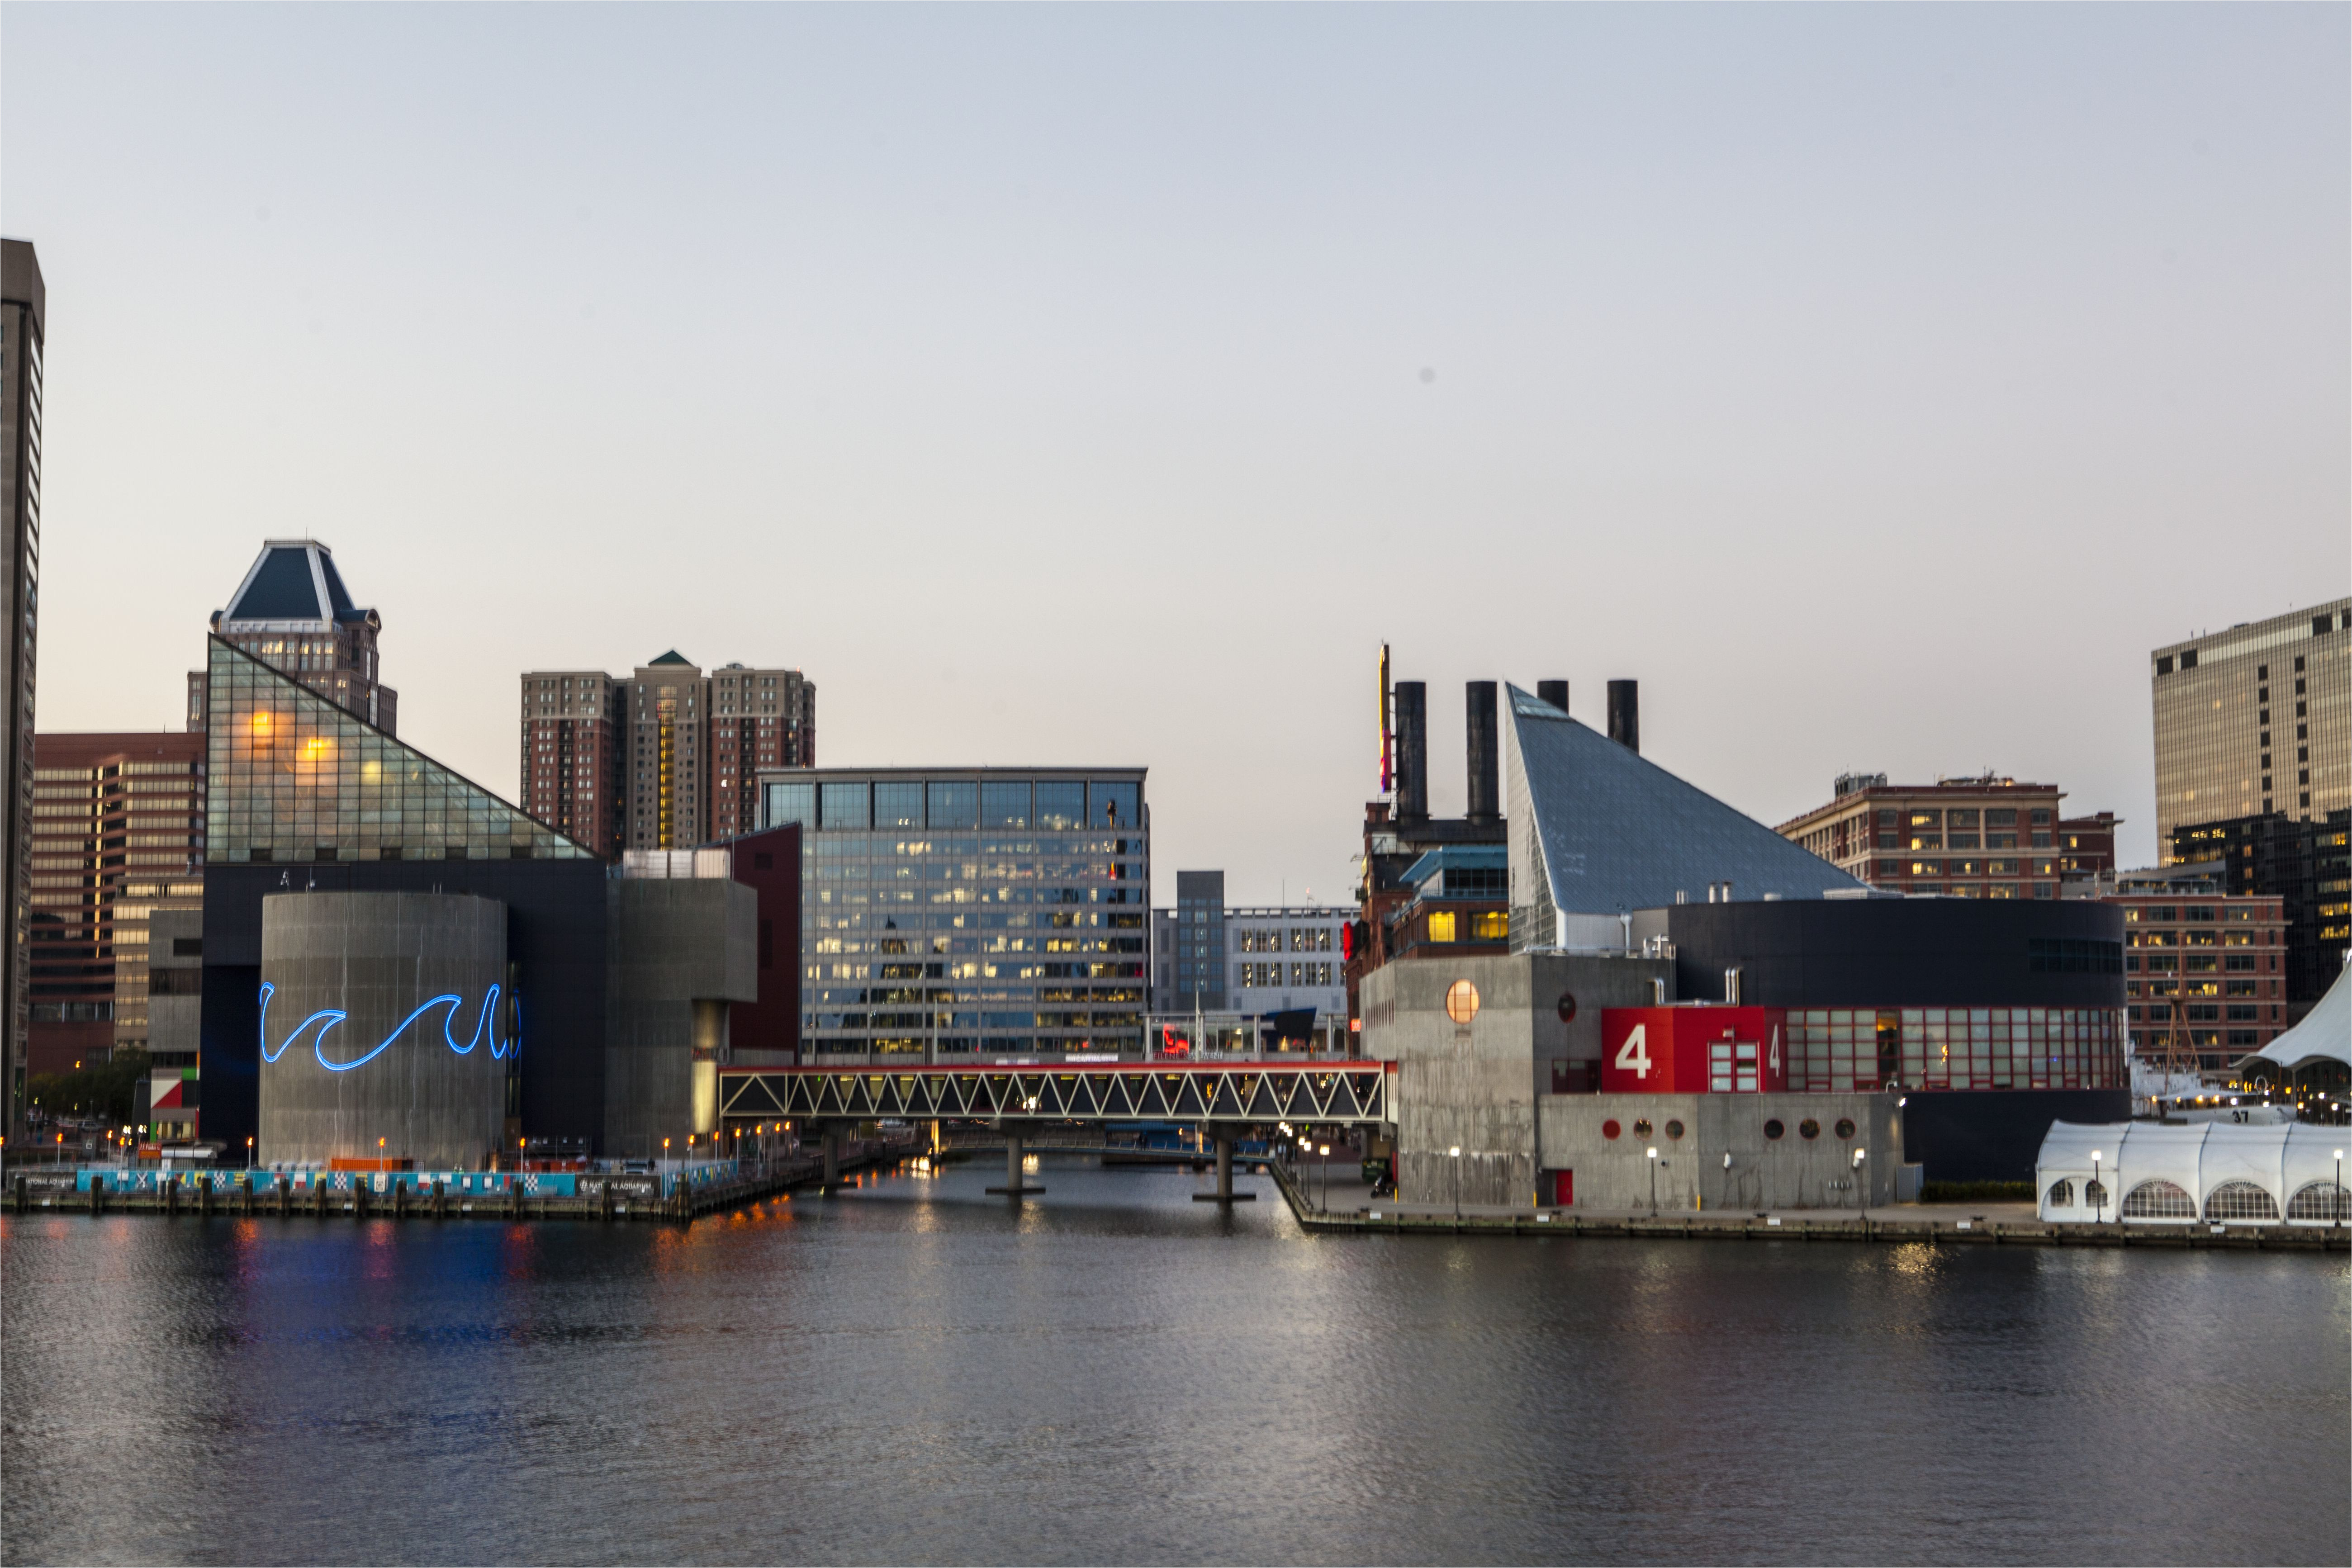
[985,1127,1044,1197]
[821,1129,841,1190]
[1192,1132,1255,1203]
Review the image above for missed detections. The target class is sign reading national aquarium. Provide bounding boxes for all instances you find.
[257,891,513,1170]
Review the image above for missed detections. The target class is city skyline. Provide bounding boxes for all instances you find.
[3,5,2347,901]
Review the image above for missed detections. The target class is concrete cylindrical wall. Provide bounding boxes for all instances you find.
[259,892,508,1169]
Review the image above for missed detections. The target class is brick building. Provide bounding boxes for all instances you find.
[2103,867,2289,1073]
[1778,773,2121,899]
[25,731,204,1075]
[2172,809,2351,1007]
[520,653,815,859]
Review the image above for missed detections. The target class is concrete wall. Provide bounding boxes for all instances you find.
[1363,952,1673,1208]
[258,892,507,1168]
[604,877,757,1157]
[146,909,202,1059]
[1537,1092,1903,1211]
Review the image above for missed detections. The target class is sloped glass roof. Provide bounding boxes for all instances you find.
[1505,682,1864,916]
[205,637,592,862]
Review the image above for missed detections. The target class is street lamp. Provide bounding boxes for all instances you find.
[246,1136,254,1172]
[1449,1145,1463,1221]
[2090,1150,2103,1224]
[2336,1149,2345,1229]
[1318,1143,1331,1213]
[1647,1146,1659,1215]
[1852,1148,1867,1217]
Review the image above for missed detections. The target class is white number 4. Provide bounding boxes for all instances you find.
[1769,1026,1781,1074]
[1614,1024,1652,1079]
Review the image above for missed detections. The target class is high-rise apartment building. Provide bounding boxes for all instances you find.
[186,540,398,736]
[2,238,45,1136]
[517,671,624,858]
[519,652,814,857]
[2152,599,2351,851]
[2171,808,2351,1006]
[25,733,204,1075]
[2098,864,2289,1073]
[1778,773,2075,898]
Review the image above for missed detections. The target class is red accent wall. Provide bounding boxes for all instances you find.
[1599,1006,1788,1094]
[729,824,801,1062]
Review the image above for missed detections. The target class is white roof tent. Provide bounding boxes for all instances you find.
[2242,959,2350,1080]
[2035,1120,2348,1225]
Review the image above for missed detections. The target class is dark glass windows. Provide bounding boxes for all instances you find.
[766,782,814,828]
[873,781,924,829]
[820,781,869,830]
[928,780,978,829]
[1092,781,1141,829]
[982,780,1029,829]
[1034,782,1086,830]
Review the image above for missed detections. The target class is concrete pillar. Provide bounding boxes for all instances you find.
[821,1129,841,1189]
[1006,1130,1023,1193]
[1217,1134,1233,1199]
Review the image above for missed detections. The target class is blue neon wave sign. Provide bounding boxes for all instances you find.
[259,982,513,1072]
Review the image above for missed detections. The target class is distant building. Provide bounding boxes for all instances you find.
[1777,773,2076,898]
[2152,598,2351,849]
[2171,808,2351,1006]
[759,767,1148,1062]
[1151,882,1350,1053]
[142,908,201,1141]
[521,653,814,857]
[188,540,398,735]
[26,732,204,1075]
[2,237,45,1137]
[2097,863,2289,1072]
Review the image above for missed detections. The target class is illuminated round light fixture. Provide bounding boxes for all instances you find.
[1445,980,1481,1025]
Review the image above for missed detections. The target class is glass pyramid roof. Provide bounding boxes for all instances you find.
[205,636,593,863]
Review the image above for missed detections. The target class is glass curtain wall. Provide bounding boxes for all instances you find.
[206,639,592,862]
[765,773,1148,1061]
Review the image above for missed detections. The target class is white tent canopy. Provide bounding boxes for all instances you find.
[2247,959,2349,1074]
[2035,1120,2348,1224]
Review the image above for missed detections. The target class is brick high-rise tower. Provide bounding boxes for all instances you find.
[519,653,814,855]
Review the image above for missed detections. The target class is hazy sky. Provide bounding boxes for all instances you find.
[4,4,2345,897]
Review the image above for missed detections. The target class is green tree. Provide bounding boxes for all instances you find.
[27,1047,152,1127]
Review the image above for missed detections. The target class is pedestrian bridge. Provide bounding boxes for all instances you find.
[718,1062,1390,1127]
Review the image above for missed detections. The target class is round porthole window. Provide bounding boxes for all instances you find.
[1664,1119,1685,1141]
[1799,1118,1821,1140]
[1834,1118,1857,1140]
[1764,1119,1786,1140]
[1633,1118,1654,1139]
[1445,980,1481,1025]
[1557,992,1578,1023]
[1602,1118,1622,1140]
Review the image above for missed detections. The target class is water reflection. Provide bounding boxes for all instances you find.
[3,1159,2345,1566]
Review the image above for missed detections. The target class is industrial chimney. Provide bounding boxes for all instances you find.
[1536,680,1569,715]
[1465,682,1498,821]
[1394,681,1428,822]
[1607,679,1640,753]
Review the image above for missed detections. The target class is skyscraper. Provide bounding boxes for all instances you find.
[519,653,815,856]
[186,540,398,736]
[2152,599,2351,852]
[25,732,204,1075]
[2,237,45,1137]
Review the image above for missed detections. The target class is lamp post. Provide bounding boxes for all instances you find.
[2090,1150,2103,1224]
[1318,1144,1331,1213]
[246,1136,254,1172]
[1449,1145,1462,1221]
[1852,1147,1867,1217]
[1647,1146,1659,1215]
[2336,1149,2345,1229]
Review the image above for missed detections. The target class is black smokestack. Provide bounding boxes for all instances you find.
[1536,680,1569,715]
[1394,681,1427,821]
[1607,679,1640,753]
[1466,681,1498,821]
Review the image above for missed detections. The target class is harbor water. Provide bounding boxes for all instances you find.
[4,1156,2346,1565]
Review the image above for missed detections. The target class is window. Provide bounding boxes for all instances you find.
[1763,1119,1785,1140]
[1798,1119,1821,1139]
[2045,1179,2075,1209]
[1602,1119,1622,1140]
[2027,938,2124,974]
[1664,1119,1684,1140]
[819,781,868,830]
[2202,1182,2279,1222]
[1427,910,1458,943]
[981,780,1029,829]
[1470,911,1509,942]
[2287,1183,2349,1221]
[1632,1118,1653,1139]
[873,781,923,829]
[928,780,978,829]
[2121,1180,2196,1219]
[1834,1118,1855,1139]
[1444,980,1479,1024]
[1034,781,1086,830]
[1091,781,1141,829]
[2084,1180,2107,1210]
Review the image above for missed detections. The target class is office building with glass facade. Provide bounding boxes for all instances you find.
[2153,598,2350,851]
[758,767,1147,1062]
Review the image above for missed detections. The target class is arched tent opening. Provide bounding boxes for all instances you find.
[2044,1179,2075,1211]
[2122,1179,2196,1219]
[2286,1182,2349,1222]
[2201,1181,2279,1222]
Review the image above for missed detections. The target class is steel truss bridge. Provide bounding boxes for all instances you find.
[718,1062,1391,1127]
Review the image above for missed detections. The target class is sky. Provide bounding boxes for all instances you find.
[3,4,2345,899]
